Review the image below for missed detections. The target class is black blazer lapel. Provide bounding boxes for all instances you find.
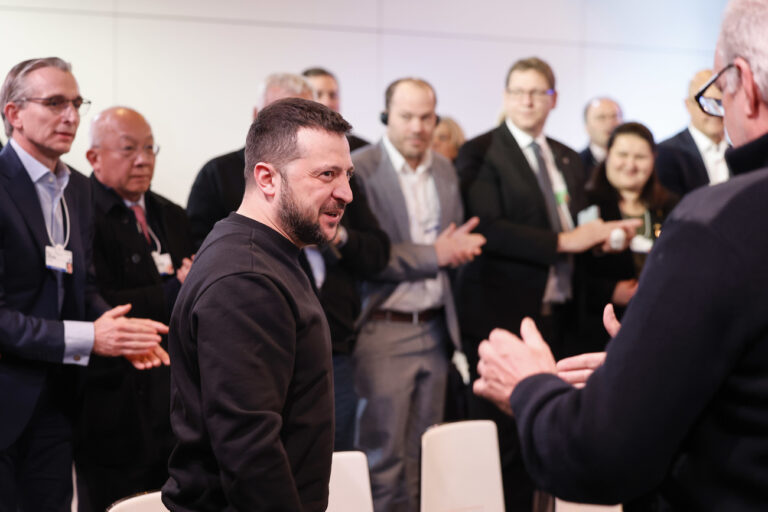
[0,146,50,257]
[678,129,711,187]
[493,123,551,221]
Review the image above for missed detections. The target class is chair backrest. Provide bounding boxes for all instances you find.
[420,420,505,512]
[327,451,374,512]
[106,491,167,512]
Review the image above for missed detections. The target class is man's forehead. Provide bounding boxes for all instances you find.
[590,100,618,115]
[24,66,79,95]
[390,83,435,109]
[507,69,548,86]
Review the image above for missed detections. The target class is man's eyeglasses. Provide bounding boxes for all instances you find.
[22,95,91,115]
[506,88,554,101]
[694,63,735,118]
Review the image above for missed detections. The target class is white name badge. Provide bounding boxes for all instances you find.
[152,251,174,275]
[630,234,654,254]
[45,245,73,274]
[577,205,600,226]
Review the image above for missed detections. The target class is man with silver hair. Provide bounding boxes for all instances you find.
[186,73,313,248]
[0,57,168,511]
[473,0,768,509]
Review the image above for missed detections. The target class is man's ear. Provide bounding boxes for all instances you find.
[252,162,279,198]
[735,57,760,118]
[4,102,22,131]
[86,148,104,179]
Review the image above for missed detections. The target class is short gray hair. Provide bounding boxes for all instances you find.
[256,73,313,109]
[0,57,72,137]
[717,0,768,101]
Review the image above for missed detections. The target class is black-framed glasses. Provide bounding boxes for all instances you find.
[21,95,91,115]
[694,63,735,117]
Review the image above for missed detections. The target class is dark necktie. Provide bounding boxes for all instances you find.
[530,141,572,301]
[530,141,562,232]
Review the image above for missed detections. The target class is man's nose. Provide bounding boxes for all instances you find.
[335,176,354,205]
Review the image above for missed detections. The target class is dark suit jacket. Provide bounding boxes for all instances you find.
[656,128,727,197]
[579,146,599,188]
[74,177,194,466]
[347,133,370,152]
[455,123,587,354]
[0,144,108,449]
[318,176,389,354]
[186,148,245,250]
[577,194,678,352]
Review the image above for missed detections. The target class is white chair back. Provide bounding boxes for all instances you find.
[106,491,167,511]
[327,450,375,512]
[420,420,505,512]
[555,499,622,511]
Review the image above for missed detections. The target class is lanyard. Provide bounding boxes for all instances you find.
[145,223,163,254]
[44,196,70,249]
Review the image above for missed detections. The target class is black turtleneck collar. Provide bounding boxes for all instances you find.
[725,130,768,177]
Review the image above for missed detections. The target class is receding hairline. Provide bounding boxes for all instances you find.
[583,97,622,121]
[90,106,152,147]
[386,78,436,110]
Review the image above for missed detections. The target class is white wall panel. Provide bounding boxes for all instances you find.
[113,16,378,205]
[0,8,115,173]
[378,0,584,43]
[0,0,728,206]
[113,0,378,29]
[583,0,725,51]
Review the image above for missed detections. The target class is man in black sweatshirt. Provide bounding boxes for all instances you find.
[162,98,354,511]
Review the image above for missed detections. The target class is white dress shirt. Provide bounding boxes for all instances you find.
[379,136,444,312]
[688,125,730,186]
[589,142,607,163]
[505,120,574,304]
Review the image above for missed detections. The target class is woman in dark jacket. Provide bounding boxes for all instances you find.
[578,121,679,351]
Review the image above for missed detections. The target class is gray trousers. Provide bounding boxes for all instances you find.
[353,316,449,512]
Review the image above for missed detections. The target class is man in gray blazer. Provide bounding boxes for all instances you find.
[351,78,485,512]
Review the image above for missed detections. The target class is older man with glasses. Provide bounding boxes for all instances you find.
[73,106,195,512]
[0,58,168,511]
[473,0,768,509]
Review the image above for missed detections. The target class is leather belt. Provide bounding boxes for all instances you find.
[371,307,444,324]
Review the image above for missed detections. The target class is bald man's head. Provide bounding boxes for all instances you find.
[685,69,724,143]
[87,107,158,202]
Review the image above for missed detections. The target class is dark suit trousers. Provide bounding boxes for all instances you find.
[75,460,167,512]
[0,380,73,512]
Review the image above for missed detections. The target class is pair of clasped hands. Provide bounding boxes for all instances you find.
[95,256,193,370]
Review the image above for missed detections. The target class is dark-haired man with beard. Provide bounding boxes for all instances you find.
[162,97,353,511]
